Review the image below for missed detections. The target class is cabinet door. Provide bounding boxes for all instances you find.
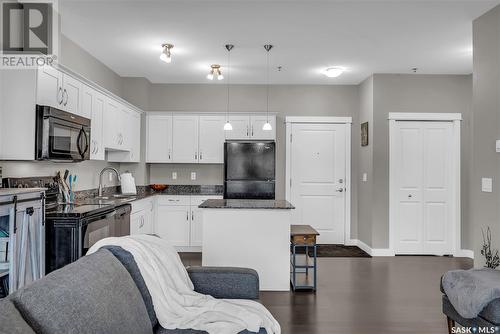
[103,98,121,149]
[92,91,106,160]
[119,105,132,150]
[172,115,199,163]
[199,115,225,163]
[130,211,145,235]
[61,74,81,116]
[146,114,173,163]
[250,115,276,140]
[129,112,141,162]
[36,66,62,108]
[155,205,190,247]
[225,115,250,140]
[189,196,222,247]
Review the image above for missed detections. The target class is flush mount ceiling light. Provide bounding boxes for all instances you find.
[263,44,273,131]
[160,43,174,63]
[323,67,344,78]
[223,44,234,131]
[207,64,224,80]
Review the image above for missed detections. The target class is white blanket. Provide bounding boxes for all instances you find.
[87,235,280,334]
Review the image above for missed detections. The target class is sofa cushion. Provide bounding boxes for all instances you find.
[10,249,152,334]
[104,245,158,327]
[0,299,36,334]
[154,325,267,334]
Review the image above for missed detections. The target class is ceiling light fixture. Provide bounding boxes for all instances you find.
[207,64,224,80]
[224,44,234,131]
[323,67,344,78]
[263,44,273,131]
[160,43,174,63]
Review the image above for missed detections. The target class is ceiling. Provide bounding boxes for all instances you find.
[59,0,500,85]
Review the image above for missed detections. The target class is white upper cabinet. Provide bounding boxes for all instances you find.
[37,66,62,108]
[36,67,83,117]
[146,114,173,163]
[199,115,226,163]
[172,115,199,163]
[103,98,122,150]
[61,74,82,117]
[225,115,250,140]
[129,111,141,162]
[250,115,276,140]
[82,85,105,160]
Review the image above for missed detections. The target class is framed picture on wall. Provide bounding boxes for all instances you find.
[361,122,369,146]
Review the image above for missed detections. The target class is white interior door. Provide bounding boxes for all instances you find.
[289,123,347,244]
[393,121,454,255]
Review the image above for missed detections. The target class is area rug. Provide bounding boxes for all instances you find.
[294,244,371,258]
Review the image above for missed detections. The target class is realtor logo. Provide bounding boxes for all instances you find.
[2,2,53,54]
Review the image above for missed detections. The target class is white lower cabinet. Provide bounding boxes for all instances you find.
[154,195,222,250]
[130,198,154,235]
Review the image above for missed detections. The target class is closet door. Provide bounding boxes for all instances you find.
[393,121,453,255]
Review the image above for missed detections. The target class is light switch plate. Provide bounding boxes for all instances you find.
[172,172,177,180]
[482,177,493,193]
[191,172,196,180]
[362,173,367,182]
[496,140,500,153]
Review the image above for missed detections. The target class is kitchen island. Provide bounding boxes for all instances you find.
[199,199,294,291]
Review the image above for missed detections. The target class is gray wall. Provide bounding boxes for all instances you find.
[470,5,500,267]
[370,74,473,249]
[357,76,374,247]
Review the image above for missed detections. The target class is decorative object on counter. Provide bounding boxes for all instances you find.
[361,122,369,146]
[481,227,500,269]
[121,173,137,195]
[150,184,168,192]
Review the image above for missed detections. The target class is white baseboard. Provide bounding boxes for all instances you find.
[347,239,394,257]
[454,249,474,259]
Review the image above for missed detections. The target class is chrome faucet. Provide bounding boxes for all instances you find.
[98,167,121,197]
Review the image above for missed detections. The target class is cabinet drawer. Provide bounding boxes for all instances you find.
[157,196,190,206]
[291,235,317,245]
[190,195,223,207]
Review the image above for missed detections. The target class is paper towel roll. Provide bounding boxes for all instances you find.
[120,173,137,195]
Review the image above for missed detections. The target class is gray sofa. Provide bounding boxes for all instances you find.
[441,277,500,334]
[0,247,267,334]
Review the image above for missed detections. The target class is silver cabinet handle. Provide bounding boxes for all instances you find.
[63,89,68,106]
[58,87,63,104]
[246,126,249,137]
[191,211,194,221]
[139,216,144,228]
[195,152,197,160]
[168,149,171,160]
[251,125,254,137]
[186,211,189,221]
[336,188,344,192]
[199,151,202,160]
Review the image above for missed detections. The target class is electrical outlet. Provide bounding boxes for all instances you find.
[191,172,196,180]
[482,177,493,193]
[172,172,177,180]
[362,173,367,182]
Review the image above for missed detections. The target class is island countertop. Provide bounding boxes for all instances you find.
[199,199,295,209]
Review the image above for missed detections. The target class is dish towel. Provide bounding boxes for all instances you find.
[87,234,280,334]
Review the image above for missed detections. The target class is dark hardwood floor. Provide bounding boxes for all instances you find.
[180,253,472,334]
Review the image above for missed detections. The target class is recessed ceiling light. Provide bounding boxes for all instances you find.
[160,43,174,63]
[323,67,345,78]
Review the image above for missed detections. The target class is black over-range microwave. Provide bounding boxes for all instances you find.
[35,105,91,161]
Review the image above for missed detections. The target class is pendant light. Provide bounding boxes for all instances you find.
[263,44,273,131]
[224,44,234,131]
[160,44,173,63]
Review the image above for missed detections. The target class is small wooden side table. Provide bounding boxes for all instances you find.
[290,224,319,291]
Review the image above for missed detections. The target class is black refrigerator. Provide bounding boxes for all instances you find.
[224,141,276,199]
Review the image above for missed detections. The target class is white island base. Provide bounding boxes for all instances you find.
[201,205,292,291]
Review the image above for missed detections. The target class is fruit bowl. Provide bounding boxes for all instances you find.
[150,184,168,192]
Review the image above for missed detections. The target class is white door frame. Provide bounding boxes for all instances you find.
[285,116,352,244]
[388,113,462,256]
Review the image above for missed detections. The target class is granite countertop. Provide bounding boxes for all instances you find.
[199,199,295,210]
[0,188,45,196]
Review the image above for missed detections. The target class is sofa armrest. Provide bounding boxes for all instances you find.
[187,266,260,299]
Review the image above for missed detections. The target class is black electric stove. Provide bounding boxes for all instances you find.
[2,176,131,273]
